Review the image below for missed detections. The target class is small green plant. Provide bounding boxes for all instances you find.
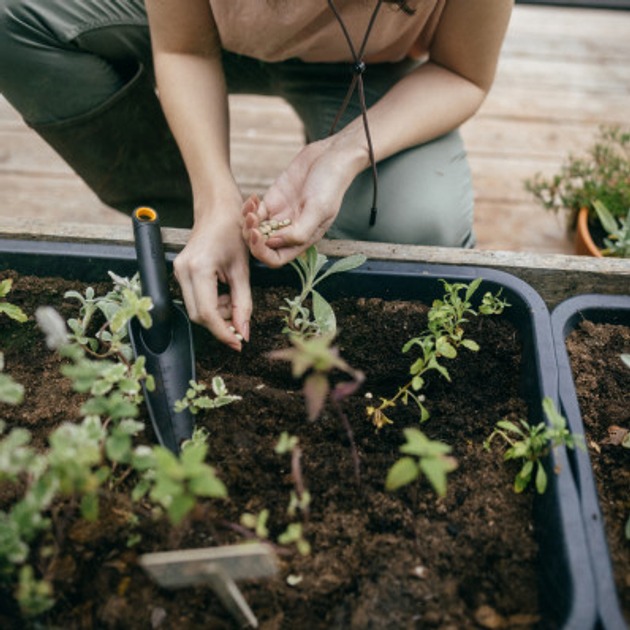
[367,278,509,428]
[592,200,630,257]
[275,432,311,519]
[236,432,314,558]
[132,430,228,526]
[269,333,364,421]
[0,278,27,404]
[0,353,24,406]
[0,278,28,323]
[175,376,241,414]
[484,397,584,494]
[385,427,458,497]
[281,245,366,337]
[525,124,630,230]
[64,271,151,361]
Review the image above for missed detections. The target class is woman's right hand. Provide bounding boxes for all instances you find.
[173,197,252,352]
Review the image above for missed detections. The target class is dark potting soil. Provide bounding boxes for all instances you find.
[0,270,551,629]
[565,320,630,624]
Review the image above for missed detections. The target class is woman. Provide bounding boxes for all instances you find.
[0,0,513,349]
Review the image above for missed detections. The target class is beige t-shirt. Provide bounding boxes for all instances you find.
[209,1,445,63]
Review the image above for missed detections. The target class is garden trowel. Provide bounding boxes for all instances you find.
[128,206,195,454]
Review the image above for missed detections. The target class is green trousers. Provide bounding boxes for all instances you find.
[0,0,474,245]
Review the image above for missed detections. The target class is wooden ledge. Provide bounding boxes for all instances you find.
[1,218,628,309]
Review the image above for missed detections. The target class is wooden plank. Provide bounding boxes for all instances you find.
[0,220,627,309]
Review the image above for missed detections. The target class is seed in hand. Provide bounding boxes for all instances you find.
[259,218,291,238]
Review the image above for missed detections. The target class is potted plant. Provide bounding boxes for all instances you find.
[524,125,630,257]
[551,294,630,629]
[0,238,598,628]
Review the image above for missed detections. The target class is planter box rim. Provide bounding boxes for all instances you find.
[551,294,630,630]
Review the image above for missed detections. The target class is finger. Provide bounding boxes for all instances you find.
[190,273,243,351]
[241,193,259,218]
[227,271,253,342]
[217,293,232,320]
[173,261,199,323]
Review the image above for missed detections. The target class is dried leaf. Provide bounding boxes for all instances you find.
[474,604,507,629]
[601,425,629,447]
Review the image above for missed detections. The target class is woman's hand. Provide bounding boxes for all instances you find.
[242,136,365,267]
[173,202,252,352]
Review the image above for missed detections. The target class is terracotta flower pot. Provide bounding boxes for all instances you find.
[574,206,603,258]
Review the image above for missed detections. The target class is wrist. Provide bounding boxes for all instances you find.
[191,178,243,224]
[326,123,373,177]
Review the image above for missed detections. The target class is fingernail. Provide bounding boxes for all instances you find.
[242,321,250,342]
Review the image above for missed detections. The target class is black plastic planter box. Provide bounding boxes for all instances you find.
[0,238,597,628]
[551,294,630,630]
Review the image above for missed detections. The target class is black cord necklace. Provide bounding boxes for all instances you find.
[327,0,384,227]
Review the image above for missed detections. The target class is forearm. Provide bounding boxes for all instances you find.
[146,0,240,225]
[328,0,513,177]
[153,52,239,219]
[330,62,488,174]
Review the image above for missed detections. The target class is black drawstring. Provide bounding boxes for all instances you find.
[327,0,384,227]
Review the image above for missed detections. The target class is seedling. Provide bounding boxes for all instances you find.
[237,434,313,557]
[592,200,630,257]
[275,432,311,518]
[367,278,509,428]
[484,397,584,494]
[0,278,28,323]
[132,434,228,526]
[269,332,364,421]
[0,278,27,404]
[175,376,242,415]
[64,272,150,361]
[281,245,366,337]
[385,427,457,497]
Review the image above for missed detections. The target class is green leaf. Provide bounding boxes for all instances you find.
[436,337,457,359]
[317,253,366,283]
[153,447,184,480]
[385,457,418,491]
[420,456,455,497]
[0,302,28,323]
[80,493,99,521]
[464,277,483,302]
[167,494,196,525]
[303,372,329,421]
[0,278,12,298]
[411,374,425,391]
[189,472,227,498]
[105,432,132,463]
[312,289,336,335]
[460,339,480,352]
[181,441,207,469]
[593,199,620,235]
[535,461,548,494]
[0,373,24,405]
[399,427,428,456]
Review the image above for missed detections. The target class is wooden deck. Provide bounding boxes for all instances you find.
[1,3,630,256]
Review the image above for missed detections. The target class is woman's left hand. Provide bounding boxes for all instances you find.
[242,136,363,267]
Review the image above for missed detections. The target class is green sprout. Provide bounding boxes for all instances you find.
[592,200,630,257]
[367,278,509,428]
[385,427,458,497]
[281,245,366,338]
[174,376,241,415]
[484,397,584,494]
